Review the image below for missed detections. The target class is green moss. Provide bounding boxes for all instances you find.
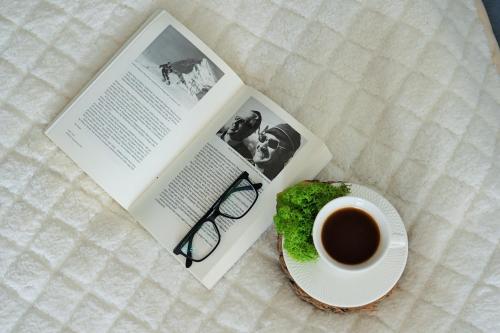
[274,181,350,262]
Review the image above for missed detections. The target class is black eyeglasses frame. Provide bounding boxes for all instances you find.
[173,171,262,268]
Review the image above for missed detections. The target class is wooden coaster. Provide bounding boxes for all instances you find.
[277,235,394,313]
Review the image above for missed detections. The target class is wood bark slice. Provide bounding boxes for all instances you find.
[277,234,394,312]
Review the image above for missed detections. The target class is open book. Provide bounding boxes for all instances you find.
[46,10,332,289]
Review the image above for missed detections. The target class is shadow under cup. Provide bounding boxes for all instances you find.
[312,197,391,272]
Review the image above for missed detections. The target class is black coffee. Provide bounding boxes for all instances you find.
[321,207,380,265]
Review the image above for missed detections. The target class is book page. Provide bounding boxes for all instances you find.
[129,87,332,288]
[45,10,243,208]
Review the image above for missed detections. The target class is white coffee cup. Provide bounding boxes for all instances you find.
[312,196,393,272]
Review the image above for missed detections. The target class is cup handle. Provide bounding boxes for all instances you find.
[389,233,407,249]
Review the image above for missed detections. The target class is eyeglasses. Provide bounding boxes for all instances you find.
[258,133,285,150]
[173,171,262,268]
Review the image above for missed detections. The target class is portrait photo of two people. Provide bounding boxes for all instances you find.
[217,98,304,181]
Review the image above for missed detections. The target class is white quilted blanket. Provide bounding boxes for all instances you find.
[1,0,499,332]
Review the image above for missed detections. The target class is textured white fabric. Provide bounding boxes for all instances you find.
[1,0,499,332]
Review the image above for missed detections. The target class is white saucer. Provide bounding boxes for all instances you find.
[282,183,408,308]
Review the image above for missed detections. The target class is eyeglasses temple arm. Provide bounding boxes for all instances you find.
[185,237,193,268]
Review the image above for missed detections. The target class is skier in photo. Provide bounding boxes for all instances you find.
[159,62,173,84]
[158,58,217,101]
[165,58,202,85]
[160,59,201,86]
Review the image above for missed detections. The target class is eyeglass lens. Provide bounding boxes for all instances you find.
[183,220,219,261]
[219,179,258,218]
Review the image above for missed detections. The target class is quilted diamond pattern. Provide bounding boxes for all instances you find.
[0,0,499,332]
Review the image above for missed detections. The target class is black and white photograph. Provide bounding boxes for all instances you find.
[217,98,305,181]
[134,26,224,109]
